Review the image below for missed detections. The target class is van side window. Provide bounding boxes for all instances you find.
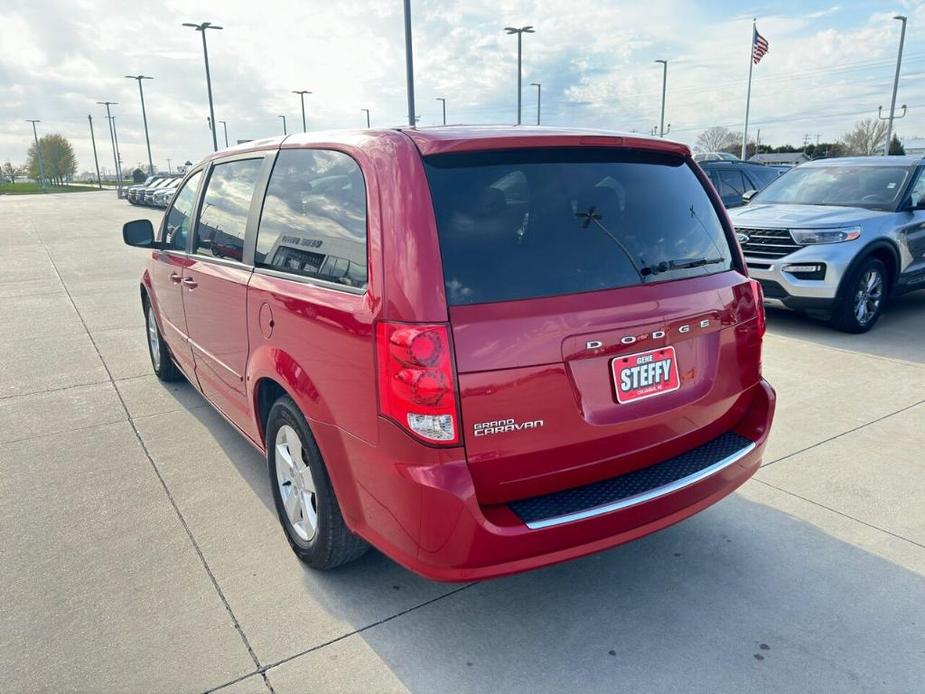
[255,149,368,289]
[162,170,203,251]
[193,158,263,262]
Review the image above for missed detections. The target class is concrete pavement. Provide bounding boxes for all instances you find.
[1,191,923,693]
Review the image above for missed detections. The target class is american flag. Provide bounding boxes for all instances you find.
[752,27,769,64]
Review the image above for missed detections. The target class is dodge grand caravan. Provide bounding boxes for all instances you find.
[122,126,775,581]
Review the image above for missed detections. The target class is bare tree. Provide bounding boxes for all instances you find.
[695,126,740,154]
[2,161,19,183]
[841,119,888,156]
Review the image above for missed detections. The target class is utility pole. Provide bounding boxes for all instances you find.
[112,116,124,184]
[26,120,47,190]
[435,97,446,125]
[125,75,154,174]
[403,0,416,127]
[219,120,229,147]
[167,158,172,173]
[505,26,534,125]
[530,83,541,125]
[183,22,223,152]
[87,115,102,189]
[655,60,668,137]
[278,114,287,134]
[97,101,120,186]
[883,15,907,155]
[292,90,311,132]
[361,108,371,128]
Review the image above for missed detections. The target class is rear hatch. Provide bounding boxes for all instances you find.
[423,147,763,504]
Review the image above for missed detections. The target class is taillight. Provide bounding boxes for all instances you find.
[750,279,766,337]
[376,322,460,445]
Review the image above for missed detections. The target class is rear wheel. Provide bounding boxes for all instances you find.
[266,395,368,569]
[144,298,182,381]
[830,257,887,333]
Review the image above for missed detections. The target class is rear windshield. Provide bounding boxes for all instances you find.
[424,148,734,305]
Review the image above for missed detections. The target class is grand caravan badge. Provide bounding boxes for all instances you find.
[473,418,544,437]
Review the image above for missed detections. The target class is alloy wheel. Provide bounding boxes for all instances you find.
[853,269,883,327]
[147,305,161,371]
[275,424,318,541]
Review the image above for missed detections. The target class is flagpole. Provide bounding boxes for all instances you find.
[741,18,756,160]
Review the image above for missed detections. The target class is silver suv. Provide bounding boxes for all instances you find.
[729,156,925,332]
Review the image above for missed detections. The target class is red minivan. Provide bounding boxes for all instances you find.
[123,126,775,581]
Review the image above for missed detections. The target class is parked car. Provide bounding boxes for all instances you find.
[122,127,775,581]
[127,176,161,204]
[142,177,178,206]
[699,160,782,208]
[694,152,740,162]
[729,155,925,332]
[152,179,180,208]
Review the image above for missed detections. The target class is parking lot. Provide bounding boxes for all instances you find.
[1,190,923,693]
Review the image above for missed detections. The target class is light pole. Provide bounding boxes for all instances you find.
[219,119,229,147]
[167,158,172,173]
[504,25,534,125]
[278,114,287,135]
[97,101,121,185]
[361,108,371,128]
[125,75,154,174]
[883,15,907,155]
[435,97,446,125]
[403,0,416,127]
[112,116,124,183]
[87,115,102,188]
[292,90,311,132]
[655,59,668,137]
[183,21,223,152]
[26,120,47,190]
[530,83,541,125]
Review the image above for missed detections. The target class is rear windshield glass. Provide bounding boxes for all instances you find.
[424,148,734,305]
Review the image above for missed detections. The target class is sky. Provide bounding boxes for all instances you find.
[1,0,924,176]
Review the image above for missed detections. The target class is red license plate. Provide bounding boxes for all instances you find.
[612,346,681,404]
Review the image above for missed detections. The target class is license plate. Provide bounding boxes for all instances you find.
[612,346,680,404]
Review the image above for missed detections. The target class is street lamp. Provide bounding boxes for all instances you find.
[361,108,371,128]
[96,101,122,185]
[25,120,47,190]
[278,114,287,135]
[504,25,534,125]
[292,90,312,132]
[435,97,446,125]
[883,15,907,155]
[125,75,154,174]
[112,116,123,182]
[654,60,668,137]
[183,21,223,152]
[218,119,229,147]
[87,115,102,188]
[529,83,541,125]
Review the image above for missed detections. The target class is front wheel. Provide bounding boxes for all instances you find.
[266,396,368,570]
[830,257,887,333]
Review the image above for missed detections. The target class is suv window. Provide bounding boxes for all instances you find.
[162,170,203,251]
[254,149,368,289]
[717,169,746,199]
[194,158,263,262]
[424,148,734,305]
[744,166,779,190]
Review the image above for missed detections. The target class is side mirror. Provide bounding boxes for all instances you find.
[123,219,156,248]
[741,189,758,205]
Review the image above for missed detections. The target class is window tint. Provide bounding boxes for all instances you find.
[424,148,734,306]
[744,166,779,190]
[908,170,925,207]
[255,149,368,289]
[717,169,746,199]
[194,158,263,262]
[162,170,203,251]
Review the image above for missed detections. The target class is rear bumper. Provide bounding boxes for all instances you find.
[316,379,775,582]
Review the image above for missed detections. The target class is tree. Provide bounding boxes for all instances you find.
[695,126,740,154]
[2,161,20,183]
[888,134,905,155]
[27,134,77,186]
[841,119,888,156]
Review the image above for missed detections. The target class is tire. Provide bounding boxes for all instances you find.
[830,257,888,333]
[144,296,182,381]
[266,395,368,570]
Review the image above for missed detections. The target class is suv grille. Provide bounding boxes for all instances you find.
[736,227,801,259]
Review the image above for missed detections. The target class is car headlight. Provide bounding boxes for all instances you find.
[790,227,861,245]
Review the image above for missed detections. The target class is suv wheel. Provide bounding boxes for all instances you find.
[266,395,368,569]
[145,298,182,381]
[831,257,887,333]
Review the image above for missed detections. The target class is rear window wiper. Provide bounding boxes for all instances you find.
[641,256,725,275]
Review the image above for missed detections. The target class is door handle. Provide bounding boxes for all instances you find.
[181,277,198,289]
[169,272,182,284]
